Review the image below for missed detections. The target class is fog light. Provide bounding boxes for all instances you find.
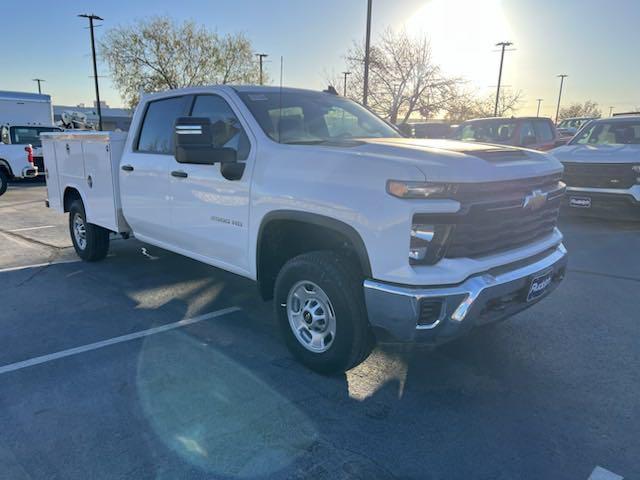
[410,224,435,261]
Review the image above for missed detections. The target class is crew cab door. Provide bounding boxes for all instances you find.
[167,93,253,275]
[120,95,191,242]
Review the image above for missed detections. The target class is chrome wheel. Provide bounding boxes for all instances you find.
[72,213,87,250]
[286,281,336,353]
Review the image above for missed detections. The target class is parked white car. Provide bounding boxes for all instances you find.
[553,115,640,220]
[0,124,62,195]
[42,85,568,373]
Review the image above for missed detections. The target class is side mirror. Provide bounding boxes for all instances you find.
[174,117,237,165]
[522,135,537,146]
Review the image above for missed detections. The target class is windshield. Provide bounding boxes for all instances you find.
[569,120,640,145]
[453,119,517,143]
[10,126,61,147]
[237,90,400,144]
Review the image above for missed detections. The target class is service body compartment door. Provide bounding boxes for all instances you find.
[82,136,119,231]
[41,136,63,212]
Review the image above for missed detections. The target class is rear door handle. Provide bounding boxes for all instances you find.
[171,170,188,178]
[121,165,134,172]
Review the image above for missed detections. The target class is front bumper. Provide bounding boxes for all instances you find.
[364,244,568,344]
[562,186,640,220]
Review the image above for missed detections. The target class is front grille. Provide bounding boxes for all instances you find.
[562,162,637,189]
[414,174,564,260]
[33,156,45,171]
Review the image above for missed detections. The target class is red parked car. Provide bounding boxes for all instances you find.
[452,117,561,151]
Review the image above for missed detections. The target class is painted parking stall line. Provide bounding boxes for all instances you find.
[589,466,624,480]
[8,225,56,232]
[0,259,81,274]
[0,306,241,375]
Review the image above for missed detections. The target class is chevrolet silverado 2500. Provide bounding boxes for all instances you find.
[41,86,568,373]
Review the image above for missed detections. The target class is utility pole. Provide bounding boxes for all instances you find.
[256,53,268,85]
[32,78,45,94]
[363,0,372,106]
[609,106,614,117]
[342,71,351,96]
[555,74,568,124]
[78,14,103,131]
[536,98,543,117]
[493,41,513,117]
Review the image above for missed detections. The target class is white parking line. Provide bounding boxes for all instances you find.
[0,259,80,274]
[8,225,56,232]
[0,306,241,375]
[589,466,624,480]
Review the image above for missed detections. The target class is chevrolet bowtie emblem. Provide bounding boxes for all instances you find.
[523,189,547,211]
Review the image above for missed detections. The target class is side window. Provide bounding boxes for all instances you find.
[534,120,554,143]
[519,121,536,144]
[191,95,250,161]
[136,96,189,154]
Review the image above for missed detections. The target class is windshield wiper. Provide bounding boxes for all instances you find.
[282,139,330,145]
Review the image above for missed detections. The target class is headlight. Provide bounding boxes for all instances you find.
[387,180,455,199]
[409,223,453,265]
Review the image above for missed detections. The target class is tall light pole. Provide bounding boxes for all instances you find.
[256,53,268,85]
[536,98,543,117]
[555,74,568,124]
[78,14,103,131]
[342,71,351,96]
[363,0,372,106]
[32,78,45,94]
[493,41,513,117]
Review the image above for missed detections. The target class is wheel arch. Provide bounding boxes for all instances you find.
[256,210,372,300]
[0,159,13,178]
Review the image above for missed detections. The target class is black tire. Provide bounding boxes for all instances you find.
[0,169,8,196]
[274,251,375,374]
[68,199,110,261]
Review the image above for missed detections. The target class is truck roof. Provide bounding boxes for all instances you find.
[139,85,333,102]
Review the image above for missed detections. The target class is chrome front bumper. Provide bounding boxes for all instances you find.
[363,244,568,343]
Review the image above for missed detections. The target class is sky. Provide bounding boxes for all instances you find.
[1,0,638,118]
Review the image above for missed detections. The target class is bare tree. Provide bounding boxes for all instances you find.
[340,29,461,124]
[442,88,523,122]
[558,100,602,120]
[100,16,262,107]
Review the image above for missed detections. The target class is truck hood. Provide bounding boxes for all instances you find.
[552,144,640,164]
[345,138,562,183]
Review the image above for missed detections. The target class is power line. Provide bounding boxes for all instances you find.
[78,13,104,131]
[493,41,513,117]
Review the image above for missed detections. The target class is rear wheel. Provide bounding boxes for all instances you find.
[0,169,8,196]
[69,200,110,261]
[274,251,375,374]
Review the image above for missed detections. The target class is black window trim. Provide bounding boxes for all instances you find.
[133,94,193,155]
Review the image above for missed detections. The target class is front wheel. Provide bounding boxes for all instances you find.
[274,251,375,374]
[69,199,110,261]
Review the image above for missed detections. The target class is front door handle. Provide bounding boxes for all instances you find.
[121,165,134,172]
[171,170,188,178]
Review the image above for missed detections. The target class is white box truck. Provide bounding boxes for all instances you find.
[42,85,568,373]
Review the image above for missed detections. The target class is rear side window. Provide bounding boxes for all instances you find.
[136,96,190,154]
[534,120,554,142]
[518,121,536,143]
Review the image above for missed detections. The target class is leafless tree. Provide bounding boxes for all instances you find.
[558,100,602,120]
[100,16,262,107]
[339,29,462,124]
[442,88,523,122]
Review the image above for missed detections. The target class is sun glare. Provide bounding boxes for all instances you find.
[405,0,513,91]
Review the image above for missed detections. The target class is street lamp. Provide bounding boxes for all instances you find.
[494,41,513,117]
[78,13,104,131]
[342,71,351,96]
[256,53,268,85]
[363,0,372,106]
[536,98,543,117]
[32,78,45,94]
[555,74,568,124]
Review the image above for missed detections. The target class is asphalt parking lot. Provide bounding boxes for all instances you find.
[0,179,638,480]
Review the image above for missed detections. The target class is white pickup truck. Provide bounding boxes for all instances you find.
[42,85,568,373]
